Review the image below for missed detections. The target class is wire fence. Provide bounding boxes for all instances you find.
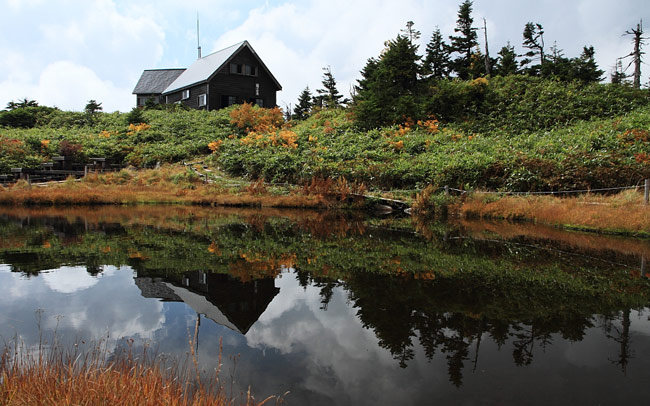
[446,185,642,196]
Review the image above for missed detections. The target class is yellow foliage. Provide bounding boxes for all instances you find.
[208,241,221,254]
[208,140,223,153]
[417,118,440,134]
[99,130,116,138]
[229,102,283,135]
[470,77,489,87]
[279,130,298,149]
[127,123,151,135]
[387,139,404,151]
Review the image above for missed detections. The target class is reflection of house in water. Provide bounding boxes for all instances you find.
[135,272,279,334]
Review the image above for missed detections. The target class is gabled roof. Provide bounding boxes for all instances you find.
[162,41,282,94]
[132,69,186,94]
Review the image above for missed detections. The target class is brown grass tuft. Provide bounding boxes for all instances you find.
[0,327,282,406]
[460,190,650,235]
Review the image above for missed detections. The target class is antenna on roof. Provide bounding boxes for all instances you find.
[197,13,202,59]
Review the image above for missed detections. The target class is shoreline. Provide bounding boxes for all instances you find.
[3,175,650,238]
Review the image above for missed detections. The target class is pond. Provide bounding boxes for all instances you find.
[1,206,650,405]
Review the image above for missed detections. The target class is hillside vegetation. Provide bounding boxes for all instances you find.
[1,76,650,192]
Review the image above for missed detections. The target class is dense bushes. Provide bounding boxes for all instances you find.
[215,103,650,190]
[1,78,649,191]
[0,106,59,128]
[424,75,650,133]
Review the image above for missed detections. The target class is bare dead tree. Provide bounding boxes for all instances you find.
[482,18,491,75]
[623,20,646,88]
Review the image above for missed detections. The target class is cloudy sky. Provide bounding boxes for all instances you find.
[0,0,647,112]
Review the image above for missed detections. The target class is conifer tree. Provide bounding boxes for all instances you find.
[424,27,451,79]
[494,42,518,76]
[540,42,570,79]
[315,66,346,108]
[611,58,629,85]
[401,21,421,44]
[449,0,478,79]
[292,87,313,120]
[354,35,421,129]
[569,46,604,83]
[522,22,545,74]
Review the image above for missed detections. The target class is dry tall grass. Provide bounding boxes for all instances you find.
[0,323,281,406]
[0,168,331,209]
[460,189,650,236]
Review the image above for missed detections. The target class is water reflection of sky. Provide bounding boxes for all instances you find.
[2,263,650,405]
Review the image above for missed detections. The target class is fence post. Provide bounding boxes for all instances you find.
[444,185,449,196]
[645,179,649,206]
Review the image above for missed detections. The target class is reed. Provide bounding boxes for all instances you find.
[0,321,282,406]
[459,189,650,236]
[0,168,332,209]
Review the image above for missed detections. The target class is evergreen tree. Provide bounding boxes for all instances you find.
[84,100,102,115]
[401,21,421,44]
[522,22,545,74]
[468,45,487,78]
[292,86,313,120]
[540,42,571,79]
[354,35,421,129]
[315,66,346,108]
[6,98,39,110]
[611,58,629,85]
[494,42,519,76]
[125,107,146,125]
[569,46,604,83]
[424,27,451,79]
[449,0,478,79]
[84,99,103,125]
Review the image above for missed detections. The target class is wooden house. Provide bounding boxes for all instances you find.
[133,41,282,110]
[132,68,186,107]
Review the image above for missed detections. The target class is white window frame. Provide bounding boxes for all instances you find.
[198,94,207,107]
[181,89,190,100]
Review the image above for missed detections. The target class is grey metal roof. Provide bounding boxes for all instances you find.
[162,41,282,94]
[132,69,186,94]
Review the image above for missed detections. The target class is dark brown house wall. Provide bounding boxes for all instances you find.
[208,47,279,109]
[165,83,208,109]
[136,94,163,107]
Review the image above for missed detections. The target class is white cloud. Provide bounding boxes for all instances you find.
[42,265,101,294]
[1,0,648,112]
[210,0,649,108]
[0,0,165,111]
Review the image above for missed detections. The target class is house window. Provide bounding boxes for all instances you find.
[181,89,190,100]
[198,94,207,107]
[228,96,237,106]
[230,63,257,76]
[255,98,264,107]
[255,83,260,96]
[245,64,257,76]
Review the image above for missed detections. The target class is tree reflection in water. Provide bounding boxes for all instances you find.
[0,206,648,388]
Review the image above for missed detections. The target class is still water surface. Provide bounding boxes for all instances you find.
[1,206,650,405]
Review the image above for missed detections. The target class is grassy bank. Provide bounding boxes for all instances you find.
[0,166,365,209]
[455,189,650,237]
